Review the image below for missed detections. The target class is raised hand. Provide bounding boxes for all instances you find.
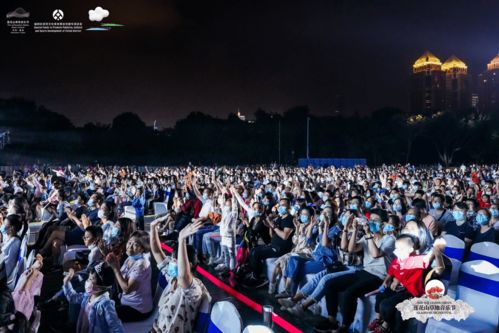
[151,214,169,230]
[178,220,204,241]
[105,253,120,270]
[63,268,75,284]
[81,214,91,229]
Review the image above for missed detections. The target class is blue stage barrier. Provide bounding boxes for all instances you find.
[298,158,367,168]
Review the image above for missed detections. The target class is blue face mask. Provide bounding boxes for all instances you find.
[369,221,381,233]
[432,202,441,209]
[349,203,358,210]
[202,193,209,201]
[341,214,348,226]
[129,253,144,261]
[87,199,95,207]
[167,262,178,278]
[476,214,489,226]
[185,192,191,200]
[467,210,475,218]
[364,201,372,209]
[0,225,7,237]
[262,199,270,206]
[299,214,309,224]
[111,227,120,238]
[277,206,287,216]
[405,214,416,222]
[393,204,402,212]
[390,194,399,201]
[491,209,499,218]
[242,192,248,199]
[453,210,465,221]
[383,224,395,234]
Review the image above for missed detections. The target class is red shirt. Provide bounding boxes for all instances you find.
[181,199,202,218]
[476,190,492,209]
[387,254,429,297]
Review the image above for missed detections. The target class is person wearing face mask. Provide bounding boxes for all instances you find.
[471,209,499,245]
[269,207,317,296]
[244,198,295,287]
[368,235,446,333]
[131,187,146,231]
[411,199,438,237]
[105,231,152,322]
[235,194,271,250]
[491,204,499,230]
[428,193,454,227]
[364,197,375,213]
[86,193,104,224]
[191,179,216,260]
[63,263,124,333]
[312,209,395,333]
[169,190,202,237]
[391,198,406,220]
[39,226,106,312]
[212,191,239,274]
[465,198,479,227]
[97,202,118,246]
[149,219,212,333]
[0,215,22,290]
[443,202,474,245]
[280,208,352,317]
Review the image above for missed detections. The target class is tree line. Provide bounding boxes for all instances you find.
[1,98,498,166]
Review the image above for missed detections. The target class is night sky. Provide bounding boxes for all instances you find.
[2,0,499,127]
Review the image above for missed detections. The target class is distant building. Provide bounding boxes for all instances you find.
[478,54,499,113]
[410,51,445,115]
[441,55,471,111]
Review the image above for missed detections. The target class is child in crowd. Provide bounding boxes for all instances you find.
[214,189,239,274]
[368,235,446,333]
[63,263,124,333]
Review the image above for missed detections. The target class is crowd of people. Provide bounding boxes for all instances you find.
[0,164,498,333]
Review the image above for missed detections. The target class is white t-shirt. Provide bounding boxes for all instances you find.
[358,234,395,279]
[198,199,213,219]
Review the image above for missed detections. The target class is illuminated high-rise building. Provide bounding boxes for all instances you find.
[442,55,471,111]
[410,51,445,115]
[478,53,499,113]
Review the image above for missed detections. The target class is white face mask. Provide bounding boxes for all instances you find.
[97,209,105,219]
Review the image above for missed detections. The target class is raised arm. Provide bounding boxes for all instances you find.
[192,177,203,201]
[230,187,252,213]
[348,219,363,253]
[149,216,169,264]
[178,221,204,288]
[321,216,330,247]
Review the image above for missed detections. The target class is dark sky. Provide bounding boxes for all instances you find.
[2,0,499,127]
